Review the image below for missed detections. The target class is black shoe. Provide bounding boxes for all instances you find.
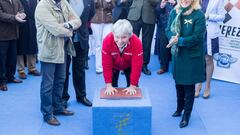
[172,111,182,117]
[77,97,92,107]
[142,66,151,75]
[179,120,189,128]
[120,71,124,75]
[179,114,190,128]
[96,71,102,74]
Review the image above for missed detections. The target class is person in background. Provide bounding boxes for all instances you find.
[155,0,176,75]
[91,0,114,74]
[195,0,225,99]
[112,0,132,23]
[127,0,160,75]
[0,0,26,91]
[17,0,40,79]
[165,0,206,128]
[35,0,81,126]
[102,19,143,95]
[62,0,95,108]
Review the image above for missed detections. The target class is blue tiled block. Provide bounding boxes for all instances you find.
[92,89,152,135]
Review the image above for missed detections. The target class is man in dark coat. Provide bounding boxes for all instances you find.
[0,0,26,91]
[17,0,40,79]
[63,0,95,107]
[127,0,160,75]
[112,0,132,23]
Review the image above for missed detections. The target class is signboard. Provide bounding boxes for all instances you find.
[213,0,240,84]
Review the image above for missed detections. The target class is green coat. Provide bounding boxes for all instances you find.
[166,9,206,85]
[127,0,160,24]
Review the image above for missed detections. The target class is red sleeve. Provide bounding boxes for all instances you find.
[102,34,114,84]
[130,35,143,86]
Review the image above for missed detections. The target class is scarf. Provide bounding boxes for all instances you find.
[170,5,192,56]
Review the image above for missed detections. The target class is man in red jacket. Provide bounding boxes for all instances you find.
[102,19,143,95]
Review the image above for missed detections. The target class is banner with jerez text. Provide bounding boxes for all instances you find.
[213,0,240,84]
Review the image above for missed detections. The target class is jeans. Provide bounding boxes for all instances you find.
[40,61,66,121]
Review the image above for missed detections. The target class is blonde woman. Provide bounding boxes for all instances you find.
[166,0,206,128]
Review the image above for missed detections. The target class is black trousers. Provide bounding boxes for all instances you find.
[158,29,171,70]
[130,19,155,66]
[0,40,17,84]
[62,42,88,101]
[175,84,195,116]
[112,67,131,87]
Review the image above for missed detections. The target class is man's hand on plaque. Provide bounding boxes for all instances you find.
[105,83,118,95]
[123,85,137,95]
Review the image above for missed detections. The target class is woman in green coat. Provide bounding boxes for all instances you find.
[165,0,206,128]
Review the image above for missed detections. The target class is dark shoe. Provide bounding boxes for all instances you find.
[0,84,8,91]
[77,97,92,107]
[156,69,167,75]
[18,72,27,79]
[179,120,189,128]
[54,109,74,116]
[142,66,151,75]
[28,70,41,76]
[8,78,23,83]
[179,114,190,128]
[172,111,182,117]
[47,117,60,126]
[96,71,102,75]
[120,71,124,75]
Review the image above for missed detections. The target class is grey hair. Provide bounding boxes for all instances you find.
[112,19,133,37]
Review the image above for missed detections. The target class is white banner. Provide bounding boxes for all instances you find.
[213,0,240,84]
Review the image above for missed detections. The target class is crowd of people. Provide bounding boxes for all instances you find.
[0,0,225,128]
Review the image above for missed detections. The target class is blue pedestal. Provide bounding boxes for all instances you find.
[92,89,152,135]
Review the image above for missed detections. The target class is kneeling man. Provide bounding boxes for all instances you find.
[102,19,143,95]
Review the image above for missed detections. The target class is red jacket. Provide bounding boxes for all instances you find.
[102,33,143,85]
